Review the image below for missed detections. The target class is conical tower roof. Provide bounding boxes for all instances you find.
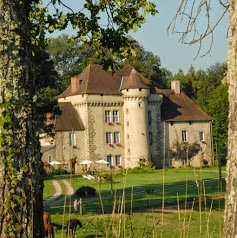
[119,68,150,91]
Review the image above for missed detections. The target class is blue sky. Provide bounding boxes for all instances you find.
[45,0,228,74]
[129,0,228,74]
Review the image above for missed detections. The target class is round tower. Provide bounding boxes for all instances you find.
[120,69,150,168]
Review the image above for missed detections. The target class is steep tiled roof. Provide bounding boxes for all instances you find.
[157,88,212,121]
[119,68,150,90]
[58,64,150,98]
[55,102,85,132]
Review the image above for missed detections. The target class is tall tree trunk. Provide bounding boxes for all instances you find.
[223,1,237,237]
[0,1,44,237]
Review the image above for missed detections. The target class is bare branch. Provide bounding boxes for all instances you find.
[104,1,115,28]
[57,0,75,14]
[168,0,229,58]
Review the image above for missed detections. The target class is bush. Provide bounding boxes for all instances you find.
[75,186,96,197]
[127,166,155,174]
[50,167,70,175]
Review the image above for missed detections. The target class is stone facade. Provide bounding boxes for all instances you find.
[164,121,213,167]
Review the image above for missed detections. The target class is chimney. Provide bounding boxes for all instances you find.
[171,80,180,94]
[71,76,80,93]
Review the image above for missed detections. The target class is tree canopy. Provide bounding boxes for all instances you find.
[41,0,157,69]
[47,34,171,90]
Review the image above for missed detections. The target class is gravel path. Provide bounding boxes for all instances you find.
[43,179,74,207]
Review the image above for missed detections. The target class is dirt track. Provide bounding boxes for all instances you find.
[43,179,74,207]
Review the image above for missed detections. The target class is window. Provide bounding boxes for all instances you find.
[105,111,111,122]
[148,111,152,125]
[138,102,143,107]
[113,110,119,122]
[115,155,121,166]
[149,132,153,145]
[182,130,188,142]
[114,132,120,144]
[107,154,112,166]
[69,132,76,146]
[199,131,205,141]
[48,156,52,163]
[106,132,112,144]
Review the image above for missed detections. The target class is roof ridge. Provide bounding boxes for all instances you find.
[120,68,150,90]
[119,76,124,91]
[84,64,92,93]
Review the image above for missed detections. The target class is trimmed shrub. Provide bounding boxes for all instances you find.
[75,186,96,197]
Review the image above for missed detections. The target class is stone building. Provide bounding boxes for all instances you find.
[52,64,213,173]
[157,81,213,167]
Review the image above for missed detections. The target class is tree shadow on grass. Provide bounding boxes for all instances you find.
[48,177,225,217]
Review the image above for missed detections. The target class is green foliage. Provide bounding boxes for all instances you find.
[47,35,101,90]
[194,63,227,110]
[170,141,202,165]
[50,167,70,175]
[127,166,156,174]
[32,48,61,134]
[40,0,158,70]
[171,67,197,99]
[194,64,228,163]
[47,34,169,91]
[75,186,96,197]
[207,84,228,163]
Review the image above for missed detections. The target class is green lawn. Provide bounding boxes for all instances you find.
[44,176,56,200]
[44,167,226,238]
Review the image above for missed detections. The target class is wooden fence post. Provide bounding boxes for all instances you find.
[79,198,83,214]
